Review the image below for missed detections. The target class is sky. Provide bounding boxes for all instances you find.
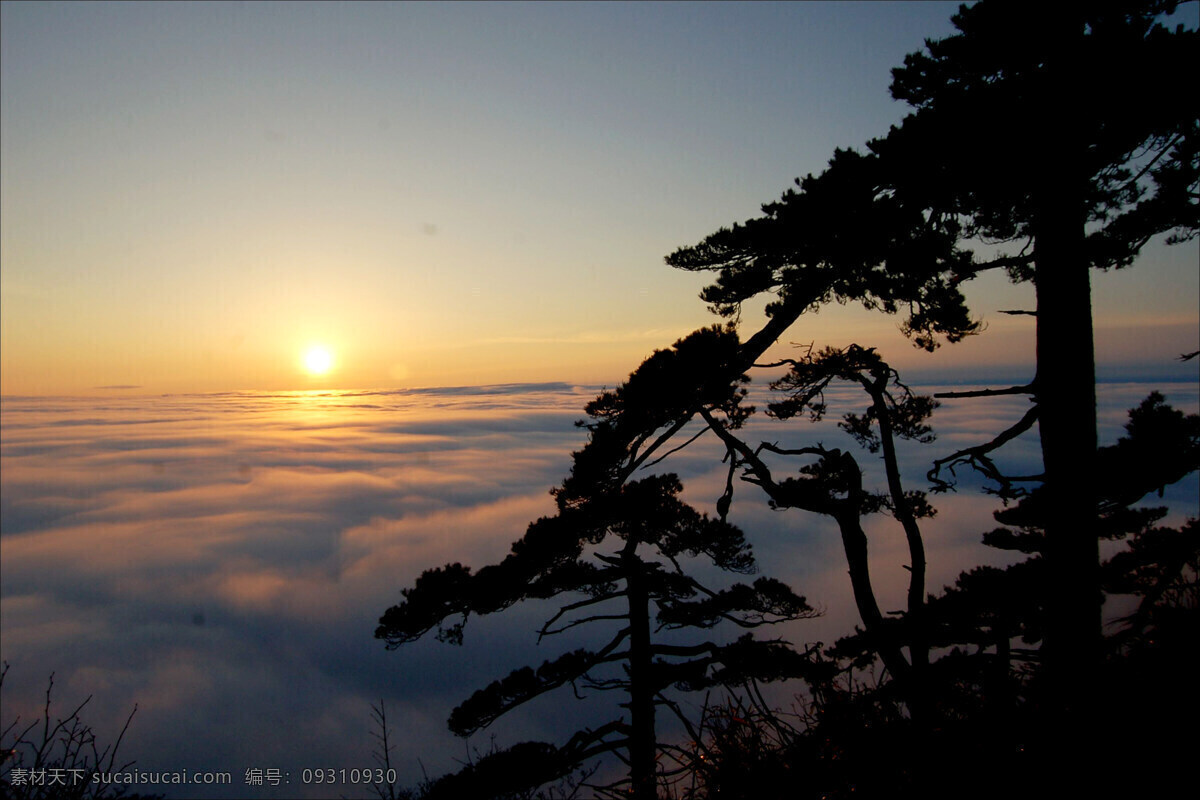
[3,1,1196,396]
[2,5,1197,796]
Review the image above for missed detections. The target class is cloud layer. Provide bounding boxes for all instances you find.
[2,380,1195,797]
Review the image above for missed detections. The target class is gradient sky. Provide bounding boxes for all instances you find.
[3,1,1198,395]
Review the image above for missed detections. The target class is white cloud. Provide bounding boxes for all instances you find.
[2,381,1195,796]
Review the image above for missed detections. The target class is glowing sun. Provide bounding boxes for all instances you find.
[302,346,335,376]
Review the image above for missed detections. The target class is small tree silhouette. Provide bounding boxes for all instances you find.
[379,455,820,800]
[674,391,1197,798]
[693,344,940,720]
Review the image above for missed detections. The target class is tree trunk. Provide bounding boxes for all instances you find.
[834,509,913,684]
[867,376,929,717]
[834,449,912,685]
[624,550,657,800]
[701,410,914,688]
[1033,214,1100,713]
[1031,12,1100,720]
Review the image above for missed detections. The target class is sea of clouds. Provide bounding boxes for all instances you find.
[2,379,1195,798]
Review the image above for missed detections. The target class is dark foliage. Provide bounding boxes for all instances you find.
[377,367,818,798]
[379,3,1197,797]
[666,0,1198,757]
[666,148,980,352]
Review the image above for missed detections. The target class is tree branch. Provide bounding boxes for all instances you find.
[639,425,710,469]
[541,614,631,638]
[538,591,627,642]
[928,404,1041,496]
[626,415,695,476]
[934,382,1035,399]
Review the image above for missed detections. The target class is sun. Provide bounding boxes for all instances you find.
[302,346,335,376]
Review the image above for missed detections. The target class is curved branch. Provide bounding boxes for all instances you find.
[538,591,627,642]
[639,424,710,470]
[756,442,836,458]
[627,415,695,475]
[928,404,1041,496]
[541,614,630,638]
[450,629,631,736]
[698,407,911,682]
